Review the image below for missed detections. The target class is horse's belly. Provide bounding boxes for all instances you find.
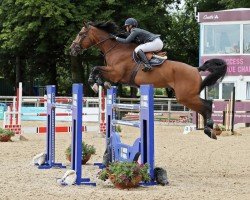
[135,73,173,88]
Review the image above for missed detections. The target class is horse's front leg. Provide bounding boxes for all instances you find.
[88,66,101,85]
[88,66,112,92]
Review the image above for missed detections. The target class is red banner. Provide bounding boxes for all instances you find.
[201,55,250,76]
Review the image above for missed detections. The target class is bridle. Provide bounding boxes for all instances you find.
[72,26,118,55]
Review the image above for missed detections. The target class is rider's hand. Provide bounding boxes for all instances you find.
[110,34,118,40]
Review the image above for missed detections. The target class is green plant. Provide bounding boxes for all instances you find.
[65,141,96,158]
[214,124,226,131]
[98,162,150,185]
[115,125,122,132]
[0,128,15,137]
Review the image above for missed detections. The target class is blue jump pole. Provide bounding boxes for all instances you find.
[106,84,155,184]
[38,85,66,169]
[140,85,155,181]
[71,84,96,186]
[38,84,96,186]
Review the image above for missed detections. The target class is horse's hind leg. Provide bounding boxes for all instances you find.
[180,96,216,139]
[199,99,217,139]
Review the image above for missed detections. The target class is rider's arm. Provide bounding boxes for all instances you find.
[116,29,138,43]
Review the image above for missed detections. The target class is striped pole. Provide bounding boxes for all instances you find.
[99,86,106,134]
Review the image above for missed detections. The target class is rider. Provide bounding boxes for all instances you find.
[113,18,164,72]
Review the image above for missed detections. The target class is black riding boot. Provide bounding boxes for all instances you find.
[137,50,152,72]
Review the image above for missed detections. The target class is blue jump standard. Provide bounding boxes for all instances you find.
[105,84,156,186]
[38,84,96,186]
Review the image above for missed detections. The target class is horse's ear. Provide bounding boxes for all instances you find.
[83,20,89,28]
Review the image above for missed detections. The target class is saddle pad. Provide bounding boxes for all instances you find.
[133,52,167,66]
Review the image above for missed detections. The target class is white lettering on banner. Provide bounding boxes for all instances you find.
[141,95,148,108]
[122,147,128,153]
[52,93,55,102]
[107,95,112,104]
[234,114,250,118]
[141,101,148,108]
[227,65,250,73]
[121,147,128,159]
[227,66,236,73]
[73,94,77,106]
[203,14,219,20]
[238,66,250,73]
[141,95,148,101]
[225,58,244,65]
[212,113,223,117]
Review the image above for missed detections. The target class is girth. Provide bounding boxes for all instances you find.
[128,63,143,87]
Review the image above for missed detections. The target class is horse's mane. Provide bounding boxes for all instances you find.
[89,21,119,34]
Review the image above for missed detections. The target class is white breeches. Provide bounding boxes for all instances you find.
[134,38,163,53]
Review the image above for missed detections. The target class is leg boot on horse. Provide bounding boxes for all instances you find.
[88,75,104,93]
[200,99,217,139]
[88,70,112,93]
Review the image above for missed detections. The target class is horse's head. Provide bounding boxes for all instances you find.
[70,21,119,56]
[70,22,93,56]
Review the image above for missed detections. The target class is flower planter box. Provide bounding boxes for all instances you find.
[214,129,222,136]
[0,135,11,142]
[67,154,91,165]
[109,174,142,189]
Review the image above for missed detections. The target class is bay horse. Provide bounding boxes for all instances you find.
[70,21,227,140]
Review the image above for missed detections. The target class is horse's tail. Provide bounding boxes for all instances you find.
[198,58,227,92]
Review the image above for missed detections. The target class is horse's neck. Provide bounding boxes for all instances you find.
[92,33,115,53]
[93,31,136,72]
[93,31,134,54]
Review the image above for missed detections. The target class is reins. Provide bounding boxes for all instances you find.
[103,42,119,57]
[82,36,113,51]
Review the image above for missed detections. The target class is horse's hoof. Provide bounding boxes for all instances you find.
[104,81,111,89]
[211,130,218,140]
[204,127,217,140]
[91,83,99,93]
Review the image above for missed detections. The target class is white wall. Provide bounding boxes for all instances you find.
[200,75,250,100]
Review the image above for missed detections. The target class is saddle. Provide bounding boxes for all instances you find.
[133,51,168,66]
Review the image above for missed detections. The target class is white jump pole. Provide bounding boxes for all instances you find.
[229,91,233,131]
[17,82,22,126]
[98,86,106,134]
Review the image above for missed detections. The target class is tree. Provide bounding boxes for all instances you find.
[0,0,76,92]
[69,0,179,96]
[0,0,181,95]
[219,0,250,8]
[166,10,199,66]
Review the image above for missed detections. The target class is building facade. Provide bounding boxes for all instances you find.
[198,8,250,100]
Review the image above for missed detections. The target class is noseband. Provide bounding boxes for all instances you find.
[71,28,89,53]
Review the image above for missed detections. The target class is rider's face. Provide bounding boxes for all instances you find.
[125,25,132,32]
[125,26,129,32]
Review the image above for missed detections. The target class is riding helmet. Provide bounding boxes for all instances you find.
[124,18,138,27]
